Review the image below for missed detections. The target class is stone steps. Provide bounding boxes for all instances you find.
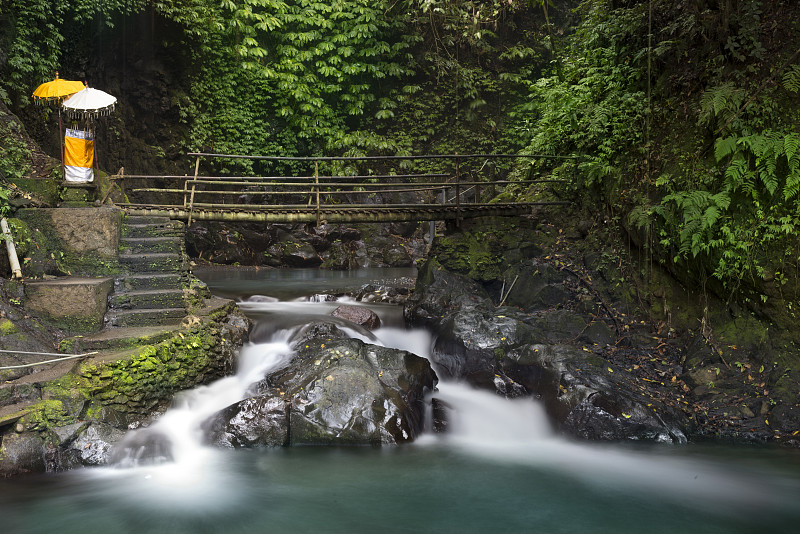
[104,308,186,328]
[120,236,183,255]
[69,326,179,352]
[119,252,185,273]
[115,273,183,292]
[108,289,185,310]
[101,214,188,329]
[122,216,184,238]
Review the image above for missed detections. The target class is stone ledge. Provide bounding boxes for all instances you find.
[24,277,113,334]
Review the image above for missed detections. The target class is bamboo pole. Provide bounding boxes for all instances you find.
[186,155,201,226]
[186,152,583,162]
[1,218,22,279]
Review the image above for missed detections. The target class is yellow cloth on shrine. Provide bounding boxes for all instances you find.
[64,128,94,182]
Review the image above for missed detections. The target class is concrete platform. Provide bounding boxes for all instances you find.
[24,277,113,334]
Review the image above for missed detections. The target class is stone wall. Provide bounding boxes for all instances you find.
[14,206,122,277]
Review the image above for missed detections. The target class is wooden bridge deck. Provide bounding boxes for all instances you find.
[112,152,574,224]
[119,202,562,224]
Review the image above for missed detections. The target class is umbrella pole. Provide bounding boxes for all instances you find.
[58,107,65,181]
[90,119,98,186]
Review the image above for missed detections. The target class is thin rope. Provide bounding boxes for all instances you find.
[0,350,98,370]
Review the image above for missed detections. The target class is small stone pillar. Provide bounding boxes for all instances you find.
[24,277,113,334]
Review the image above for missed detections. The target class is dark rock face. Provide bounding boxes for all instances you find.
[187,222,269,265]
[187,221,426,269]
[405,259,690,443]
[331,305,381,330]
[205,324,438,447]
[0,432,46,475]
[204,396,288,448]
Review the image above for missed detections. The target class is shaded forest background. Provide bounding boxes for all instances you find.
[1,0,800,327]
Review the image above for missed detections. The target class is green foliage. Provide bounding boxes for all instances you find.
[510,0,647,202]
[226,0,417,146]
[0,187,10,218]
[698,83,745,131]
[783,65,800,94]
[0,0,149,105]
[656,129,800,284]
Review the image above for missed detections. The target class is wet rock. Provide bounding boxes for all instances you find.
[383,246,413,267]
[578,320,616,348]
[771,404,800,433]
[502,263,571,310]
[186,222,269,265]
[204,396,288,448]
[331,305,381,330]
[406,261,691,443]
[431,397,450,433]
[404,258,493,327]
[0,432,46,476]
[354,282,414,306]
[209,324,437,447]
[69,423,125,466]
[430,306,546,381]
[280,241,322,267]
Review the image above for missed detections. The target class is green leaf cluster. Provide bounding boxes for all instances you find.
[0,0,148,105]
[509,1,648,202]
[225,0,417,146]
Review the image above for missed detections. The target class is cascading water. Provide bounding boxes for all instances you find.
[112,335,295,467]
[2,268,799,534]
[112,288,795,517]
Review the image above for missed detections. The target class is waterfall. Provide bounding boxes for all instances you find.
[105,291,791,517]
[112,335,294,467]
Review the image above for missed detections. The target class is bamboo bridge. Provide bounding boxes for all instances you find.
[115,153,575,225]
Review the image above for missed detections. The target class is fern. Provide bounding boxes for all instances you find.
[714,136,738,162]
[724,154,750,192]
[784,133,799,164]
[783,65,800,93]
[698,83,744,129]
[784,165,800,200]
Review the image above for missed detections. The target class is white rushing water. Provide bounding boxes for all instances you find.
[3,276,797,534]
[424,382,795,513]
[93,294,798,519]
[95,334,295,510]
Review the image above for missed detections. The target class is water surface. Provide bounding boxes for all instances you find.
[2,268,799,533]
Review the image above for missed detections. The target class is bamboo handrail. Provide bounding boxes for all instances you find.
[131,186,446,195]
[132,178,566,190]
[186,152,582,161]
[119,151,574,225]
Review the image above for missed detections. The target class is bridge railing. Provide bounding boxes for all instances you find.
[114,152,577,225]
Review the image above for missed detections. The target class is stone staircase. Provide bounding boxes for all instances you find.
[2,213,210,433]
[104,215,188,328]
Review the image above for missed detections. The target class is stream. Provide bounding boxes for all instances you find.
[1,267,799,533]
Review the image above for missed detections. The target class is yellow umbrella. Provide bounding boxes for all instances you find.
[32,73,87,181]
[32,72,85,103]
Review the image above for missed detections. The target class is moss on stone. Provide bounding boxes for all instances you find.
[16,400,73,433]
[0,318,18,335]
[432,218,542,283]
[72,327,225,424]
[15,208,122,277]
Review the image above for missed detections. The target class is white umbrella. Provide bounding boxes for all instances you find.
[61,87,117,120]
[61,87,118,183]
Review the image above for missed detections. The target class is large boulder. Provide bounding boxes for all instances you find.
[205,323,437,447]
[0,432,46,475]
[406,260,691,443]
[331,304,381,330]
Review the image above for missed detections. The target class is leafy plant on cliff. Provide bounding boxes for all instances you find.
[0,0,149,105]
[509,0,648,204]
[223,0,417,147]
